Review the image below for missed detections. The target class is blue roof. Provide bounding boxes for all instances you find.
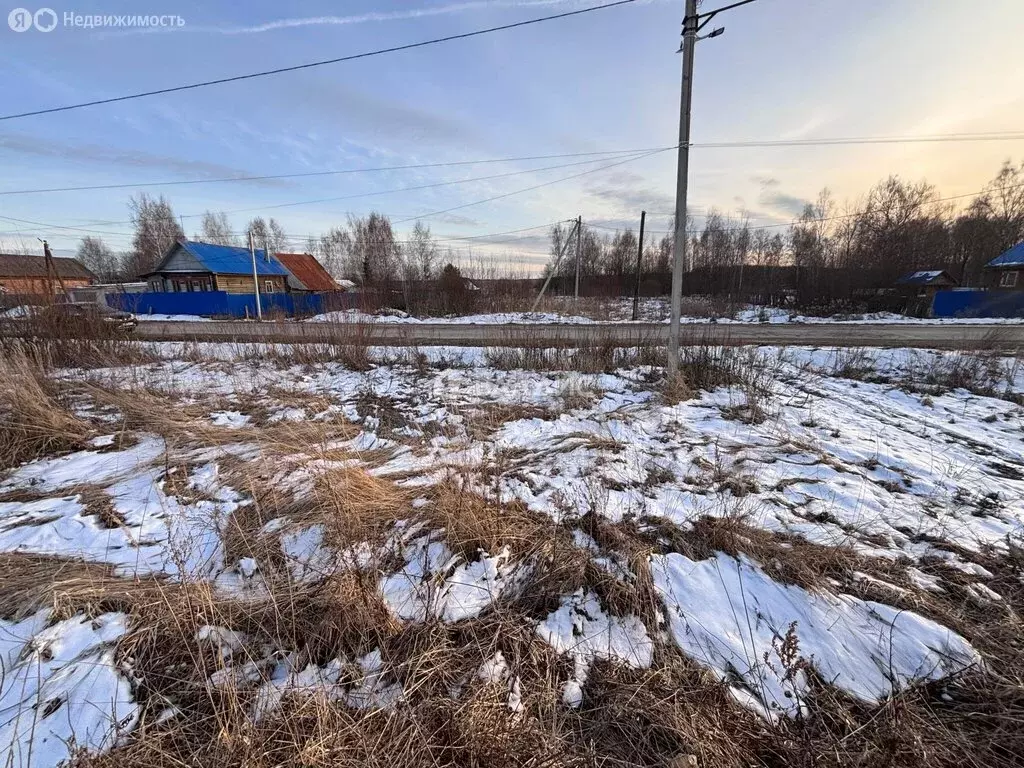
[177,241,290,276]
[988,242,1024,269]
[895,270,951,286]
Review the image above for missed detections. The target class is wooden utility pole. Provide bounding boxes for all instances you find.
[668,0,697,375]
[632,211,646,321]
[249,231,263,320]
[573,215,582,301]
[41,240,68,300]
[532,218,580,313]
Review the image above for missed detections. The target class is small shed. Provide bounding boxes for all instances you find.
[894,270,958,296]
[984,243,1024,289]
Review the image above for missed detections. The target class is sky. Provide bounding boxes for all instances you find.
[1,0,1023,272]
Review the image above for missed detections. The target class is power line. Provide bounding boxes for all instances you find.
[605,180,1024,235]
[0,146,672,196]
[0,0,638,122]
[394,147,672,225]
[690,131,1024,149]
[0,151,656,238]
[0,212,563,248]
[184,151,661,219]
[7,131,1024,197]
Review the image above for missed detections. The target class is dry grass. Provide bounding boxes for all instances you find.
[424,478,556,560]
[0,310,156,369]
[0,348,93,469]
[660,372,694,405]
[1,337,1022,768]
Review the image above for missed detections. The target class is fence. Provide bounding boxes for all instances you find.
[932,289,1024,319]
[107,291,354,318]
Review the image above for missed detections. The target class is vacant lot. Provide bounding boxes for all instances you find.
[1,337,1023,767]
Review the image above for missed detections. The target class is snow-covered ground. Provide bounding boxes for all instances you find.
[1,342,1021,763]
[302,300,1024,325]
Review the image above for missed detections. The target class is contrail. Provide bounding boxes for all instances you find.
[213,0,596,35]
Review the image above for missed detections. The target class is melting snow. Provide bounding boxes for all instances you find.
[0,611,136,768]
[537,589,653,707]
[652,552,979,718]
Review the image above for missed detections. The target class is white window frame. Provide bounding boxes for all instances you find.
[265,280,274,294]
[1000,271,1018,288]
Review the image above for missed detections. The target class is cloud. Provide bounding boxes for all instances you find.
[203,0,588,35]
[584,179,675,216]
[0,133,287,188]
[751,174,809,218]
[280,81,475,148]
[758,189,809,217]
[430,213,481,226]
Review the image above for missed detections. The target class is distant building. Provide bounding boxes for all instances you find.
[0,253,95,295]
[144,240,289,294]
[274,252,341,292]
[983,242,1024,289]
[894,269,958,297]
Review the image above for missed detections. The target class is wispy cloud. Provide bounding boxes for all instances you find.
[584,169,675,216]
[205,0,590,35]
[747,174,808,218]
[0,133,287,188]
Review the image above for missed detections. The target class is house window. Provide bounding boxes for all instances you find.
[265,280,274,294]
[1000,271,1018,288]
[191,280,201,292]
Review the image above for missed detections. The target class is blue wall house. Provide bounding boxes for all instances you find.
[983,242,1024,290]
[931,243,1024,318]
[143,240,290,295]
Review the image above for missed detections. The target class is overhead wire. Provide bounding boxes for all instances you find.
[5,132,1024,197]
[0,0,638,121]
[0,146,674,196]
[393,147,673,225]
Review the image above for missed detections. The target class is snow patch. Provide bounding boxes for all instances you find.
[652,552,980,718]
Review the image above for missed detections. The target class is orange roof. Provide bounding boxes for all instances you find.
[275,252,339,292]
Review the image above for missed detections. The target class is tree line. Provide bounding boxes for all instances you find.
[544,159,1024,302]
[73,193,455,292]
[71,158,1024,306]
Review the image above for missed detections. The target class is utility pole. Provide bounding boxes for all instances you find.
[668,0,697,375]
[667,0,751,373]
[632,211,646,321]
[40,239,68,301]
[532,218,580,313]
[249,230,263,320]
[573,215,582,301]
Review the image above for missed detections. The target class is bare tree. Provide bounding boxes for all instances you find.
[790,191,835,270]
[76,236,123,282]
[197,211,237,246]
[348,212,400,285]
[247,216,288,255]
[604,229,638,288]
[406,221,438,282]
[314,227,352,277]
[126,193,184,278]
[974,160,1024,253]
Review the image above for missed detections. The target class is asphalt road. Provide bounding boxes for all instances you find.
[128,320,1024,350]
